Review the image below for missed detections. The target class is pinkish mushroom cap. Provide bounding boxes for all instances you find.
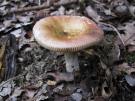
[33,16,104,52]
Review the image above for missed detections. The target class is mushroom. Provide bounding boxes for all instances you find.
[33,16,104,72]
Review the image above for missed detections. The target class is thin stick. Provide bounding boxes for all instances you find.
[100,22,125,47]
[7,0,78,14]
[91,17,125,47]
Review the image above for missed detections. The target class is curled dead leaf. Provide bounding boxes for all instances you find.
[101,81,112,98]
[125,75,135,87]
[46,72,74,84]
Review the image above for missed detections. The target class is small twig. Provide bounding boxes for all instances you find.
[90,17,125,47]
[99,22,125,47]
[7,0,78,14]
[91,0,105,6]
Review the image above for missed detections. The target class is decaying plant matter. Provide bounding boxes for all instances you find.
[0,0,135,101]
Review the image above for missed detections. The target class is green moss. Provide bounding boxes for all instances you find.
[126,52,135,63]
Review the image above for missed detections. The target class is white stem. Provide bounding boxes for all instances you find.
[64,52,79,72]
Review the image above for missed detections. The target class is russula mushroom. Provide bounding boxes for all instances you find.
[33,16,104,72]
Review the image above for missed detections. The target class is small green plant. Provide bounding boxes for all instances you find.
[126,52,135,63]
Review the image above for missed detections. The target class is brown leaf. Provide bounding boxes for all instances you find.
[54,95,68,101]
[46,72,74,83]
[85,5,101,21]
[94,96,106,101]
[114,62,135,75]
[0,43,6,70]
[127,45,135,53]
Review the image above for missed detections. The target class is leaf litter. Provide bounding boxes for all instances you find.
[0,0,135,101]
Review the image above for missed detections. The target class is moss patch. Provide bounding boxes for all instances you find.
[126,52,135,64]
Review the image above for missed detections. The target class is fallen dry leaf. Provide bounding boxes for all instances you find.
[113,62,135,75]
[85,5,101,21]
[71,92,82,101]
[127,45,135,53]
[46,72,74,83]
[10,87,24,99]
[94,96,106,101]
[0,81,15,97]
[125,75,135,87]
[101,81,112,98]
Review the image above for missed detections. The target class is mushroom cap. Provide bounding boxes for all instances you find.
[33,16,104,52]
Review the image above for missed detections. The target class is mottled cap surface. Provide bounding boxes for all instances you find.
[33,16,104,52]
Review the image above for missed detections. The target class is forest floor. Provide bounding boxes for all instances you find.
[0,0,135,101]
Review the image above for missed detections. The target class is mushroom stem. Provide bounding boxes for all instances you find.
[64,52,79,72]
